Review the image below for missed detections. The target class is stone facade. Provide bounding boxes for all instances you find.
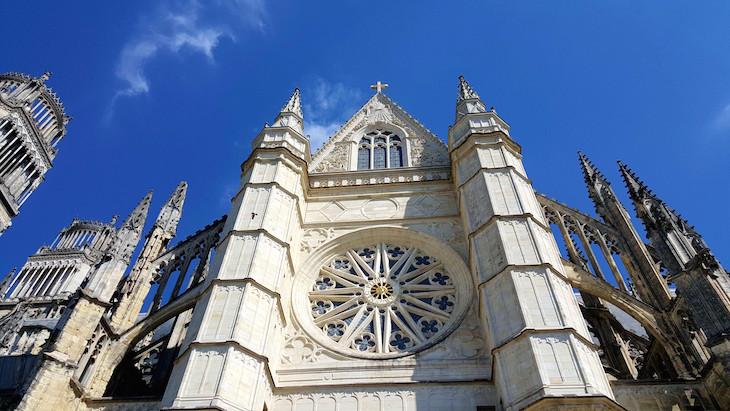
[0,76,729,410]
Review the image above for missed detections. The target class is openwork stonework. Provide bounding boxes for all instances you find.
[306,242,465,358]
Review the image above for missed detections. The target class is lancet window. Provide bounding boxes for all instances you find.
[357,129,403,170]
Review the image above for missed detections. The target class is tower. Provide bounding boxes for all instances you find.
[449,76,616,409]
[162,89,308,410]
[0,72,70,235]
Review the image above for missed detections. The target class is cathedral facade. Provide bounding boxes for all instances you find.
[0,76,729,410]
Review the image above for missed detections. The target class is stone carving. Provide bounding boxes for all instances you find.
[408,137,449,167]
[365,99,392,123]
[309,167,451,188]
[447,314,486,359]
[309,93,447,174]
[300,228,336,254]
[281,331,322,365]
[406,221,466,257]
[312,143,349,173]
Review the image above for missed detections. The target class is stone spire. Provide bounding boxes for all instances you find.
[109,190,153,263]
[153,182,187,237]
[618,161,709,270]
[618,162,730,349]
[253,88,310,161]
[618,161,653,204]
[272,88,304,135]
[456,75,480,103]
[108,183,186,331]
[578,151,615,219]
[281,87,302,118]
[454,75,487,124]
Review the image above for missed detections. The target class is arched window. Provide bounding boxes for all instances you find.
[357,138,371,170]
[356,129,404,170]
[389,136,402,168]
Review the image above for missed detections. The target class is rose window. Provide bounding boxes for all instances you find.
[306,242,464,357]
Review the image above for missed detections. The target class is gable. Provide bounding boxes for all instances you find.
[309,93,449,173]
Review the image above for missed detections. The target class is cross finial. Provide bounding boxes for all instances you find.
[370,81,388,94]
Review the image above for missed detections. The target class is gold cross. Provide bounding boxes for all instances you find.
[370,81,388,94]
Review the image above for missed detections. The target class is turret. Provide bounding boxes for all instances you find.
[449,77,617,409]
[162,90,307,410]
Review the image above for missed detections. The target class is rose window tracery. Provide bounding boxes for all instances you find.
[306,242,464,357]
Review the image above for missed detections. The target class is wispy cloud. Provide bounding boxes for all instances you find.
[106,0,265,121]
[714,103,730,131]
[301,78,363,150]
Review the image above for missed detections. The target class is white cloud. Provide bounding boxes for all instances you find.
[714,103,730,131]
[106,0,265,120]
[301,78,363,150]
[305,122,343,150]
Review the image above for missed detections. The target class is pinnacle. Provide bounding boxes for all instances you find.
[617,161,653,203]
[281,87,303,118]
[121,190,153,230]
[154,182,187,236]
[456,75,480,104]
[578,151,608,186]
[164,182,187,210]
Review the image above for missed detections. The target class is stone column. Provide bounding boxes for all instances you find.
[449,77,618,410]
[162,90,308,411]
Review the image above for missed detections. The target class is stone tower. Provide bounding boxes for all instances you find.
[0,72,70,235]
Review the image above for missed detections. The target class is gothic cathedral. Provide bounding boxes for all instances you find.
[1,74,729,410]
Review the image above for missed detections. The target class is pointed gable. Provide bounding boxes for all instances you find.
[309,93,449,173]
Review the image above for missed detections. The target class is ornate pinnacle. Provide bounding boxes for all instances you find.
[578,151,609,187]
[153,181,187,237]
[121,190,153,231]
[456,75,480,104]
[109,190,153,262]
[39,71,52,82]
[281,88,303,118]
[578,152,617,219]
[618,161,654,203]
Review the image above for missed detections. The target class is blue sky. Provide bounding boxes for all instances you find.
[1,1,729,273]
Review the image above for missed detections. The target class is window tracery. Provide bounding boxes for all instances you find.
[357,129,404,170]
[307,242,462,357]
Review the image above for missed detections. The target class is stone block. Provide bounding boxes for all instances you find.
[471,218,565,283]
[496,333,613,410]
